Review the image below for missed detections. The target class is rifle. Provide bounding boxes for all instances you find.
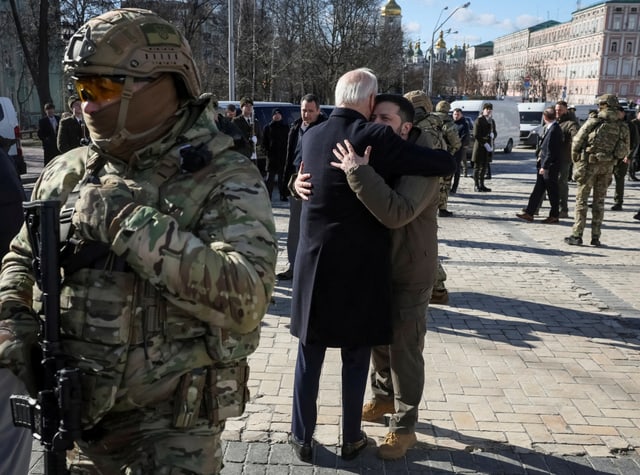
[10,200,82,475]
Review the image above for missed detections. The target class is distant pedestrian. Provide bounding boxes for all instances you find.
[450,107,470,193]
[564,95,630,247]
[611,106,638,211]
[263,108,289,201]
[517,107,563,224]
[37,102,60,164]
[225,103,237,119]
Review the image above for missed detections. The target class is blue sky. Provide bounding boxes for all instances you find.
[396,0,599,47]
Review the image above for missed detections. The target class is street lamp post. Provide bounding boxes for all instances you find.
[427,1,470,97]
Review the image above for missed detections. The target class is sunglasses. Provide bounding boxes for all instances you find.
[72,75,156,103]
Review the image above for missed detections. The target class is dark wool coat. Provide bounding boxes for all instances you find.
[290,107,455,347]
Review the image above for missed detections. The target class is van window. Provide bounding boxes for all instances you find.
[519,111,543,125]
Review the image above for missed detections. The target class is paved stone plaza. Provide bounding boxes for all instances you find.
[22,145,640,474]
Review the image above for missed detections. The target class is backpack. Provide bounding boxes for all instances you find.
[416,114,447,151]
[586,118,624,161]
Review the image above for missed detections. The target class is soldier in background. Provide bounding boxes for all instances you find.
[610,106,638,211]
[233,97,264,174]
[0,8,276,473]
[471,103,496,193]
[433,101,461,217]
[555,101,579,219]
[565,94,629,247]
[403,91,450,305]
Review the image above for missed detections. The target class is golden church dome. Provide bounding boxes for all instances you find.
[435,30,446,49]
[381,0,402,17]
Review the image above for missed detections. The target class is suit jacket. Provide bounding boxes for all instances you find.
[290,107,455,347]
[57,115,90,153]
[282,114,328,196]
[37,115,61,162]
[538,121,563,170]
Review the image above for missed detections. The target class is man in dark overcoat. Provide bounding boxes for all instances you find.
[37,102,61,165]
[471,102,496,192]
[288,68,455,462]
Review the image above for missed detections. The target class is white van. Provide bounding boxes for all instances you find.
[518,102,552,147]
[450,99,520,154]
[0,97,24,174]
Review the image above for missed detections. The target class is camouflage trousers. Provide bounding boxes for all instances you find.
[571,160,615,239]
[439,175,453,210]
[69,409,225,474]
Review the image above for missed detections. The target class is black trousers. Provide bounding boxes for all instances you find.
[525,167,560,218]
[291,340,370,444]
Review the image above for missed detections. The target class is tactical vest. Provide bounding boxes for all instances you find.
[586,118,624,161]
[53,136,259,430]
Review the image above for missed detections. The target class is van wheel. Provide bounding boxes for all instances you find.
[503,139,513,154]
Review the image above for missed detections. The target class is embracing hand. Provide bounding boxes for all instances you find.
[294,162,312,201]
[331,139,371,173]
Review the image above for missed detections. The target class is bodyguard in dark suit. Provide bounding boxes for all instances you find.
[37,102,60,165]
[288,68,455,462]
[517,107,564,223]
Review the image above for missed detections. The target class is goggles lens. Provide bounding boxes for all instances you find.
[73,76,126,103]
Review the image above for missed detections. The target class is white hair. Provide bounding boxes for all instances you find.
[334,68,378,106]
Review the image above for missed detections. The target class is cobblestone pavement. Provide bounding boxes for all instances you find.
[24,145,640,474]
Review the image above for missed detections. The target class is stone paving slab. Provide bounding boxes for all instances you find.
[26,146,640,474]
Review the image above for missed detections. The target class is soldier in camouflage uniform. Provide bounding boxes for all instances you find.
[403,91,450,305]
[433,101,461,218]
[564,94,629,247]
[0,8,277,474]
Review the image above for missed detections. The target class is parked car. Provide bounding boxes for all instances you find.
[0,97,24,174]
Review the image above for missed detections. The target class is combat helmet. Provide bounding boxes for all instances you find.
[597,94,619,109]
[435,100,451,113]
[404,90,433,113]
[63,8,201,99]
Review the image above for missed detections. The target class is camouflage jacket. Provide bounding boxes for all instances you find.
[572,109,630,163]
[433,112,462,154]
[0,94,277,426]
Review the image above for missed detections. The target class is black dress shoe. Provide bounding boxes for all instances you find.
[480,185,491,192]
[277,268,293,280]
[438,209,453,217]
[341,431,368,460]
[289,434,312,463]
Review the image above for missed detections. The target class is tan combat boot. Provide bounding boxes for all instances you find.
[378,431,417,460]
[361,399,394,422]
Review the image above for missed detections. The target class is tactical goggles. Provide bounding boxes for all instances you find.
[72,75,156,103]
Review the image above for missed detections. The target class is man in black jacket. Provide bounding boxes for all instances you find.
[263,108,289,201]
[277,94,327,280]
[517,107,564,223]
[288,68,455,463]
[37,102,60,165]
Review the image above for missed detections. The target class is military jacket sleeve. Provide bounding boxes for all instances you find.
[345,164,437,229]
[442,119,462,154]
[109,150,277,335]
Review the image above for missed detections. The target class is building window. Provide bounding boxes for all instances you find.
[611,41,618,53]
[627,41,634,53]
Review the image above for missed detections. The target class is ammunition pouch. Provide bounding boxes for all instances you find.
[172,360,250,429]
